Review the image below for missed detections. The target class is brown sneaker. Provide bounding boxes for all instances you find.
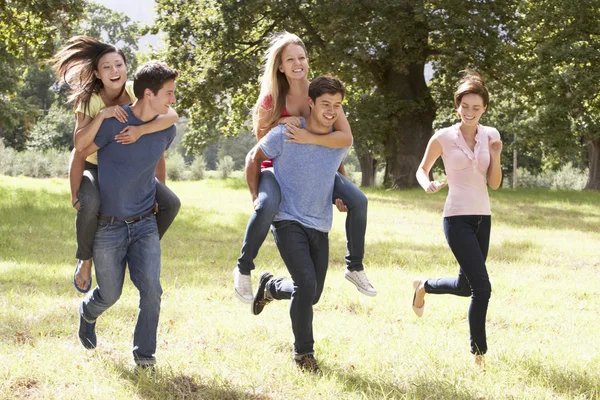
[295,353,321,374]
[251,272,273,315]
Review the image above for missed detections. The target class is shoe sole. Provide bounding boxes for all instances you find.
[344,274,377,297]
[233,269,253,304]
[252,272,273,315]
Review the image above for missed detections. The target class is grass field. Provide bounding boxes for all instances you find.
[1,175,599,399]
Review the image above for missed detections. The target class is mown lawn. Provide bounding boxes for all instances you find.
[1,175,599,399]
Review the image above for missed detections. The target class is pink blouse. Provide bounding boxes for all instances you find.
[434,124,501,217]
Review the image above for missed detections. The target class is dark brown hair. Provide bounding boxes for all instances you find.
[308,75,345,102]
[133,62,178,99]
[454,69,489,108]
[52,35,127,112]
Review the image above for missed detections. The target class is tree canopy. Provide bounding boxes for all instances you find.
[152,0,516,187]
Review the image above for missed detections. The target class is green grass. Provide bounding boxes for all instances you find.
[1,175,600,399]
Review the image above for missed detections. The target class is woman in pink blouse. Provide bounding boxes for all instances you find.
[412,70,502,367]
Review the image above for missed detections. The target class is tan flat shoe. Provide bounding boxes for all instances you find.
[412,279,425,317]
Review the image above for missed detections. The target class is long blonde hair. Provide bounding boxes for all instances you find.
[252,32,307,136]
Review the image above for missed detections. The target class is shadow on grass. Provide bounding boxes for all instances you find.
[114,362,271,400]
[516,356,600,398]
[329,368,476,399]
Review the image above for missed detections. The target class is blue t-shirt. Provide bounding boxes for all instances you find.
[259,119,349,232]
[94,105,176,220]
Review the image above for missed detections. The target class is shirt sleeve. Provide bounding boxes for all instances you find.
[258,125,283,159]
[74,94,103,118]
[489,128,501,142]
[165,126,177,150]
[93,120,114,149]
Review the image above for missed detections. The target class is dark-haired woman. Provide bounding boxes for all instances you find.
[411,70,502,367]
[53,36,180,293]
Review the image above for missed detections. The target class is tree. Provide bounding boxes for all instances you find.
[27,103,75,151]
[77,1,141,76]
[1,1,141,151]
[0,0,84,146]
[151,0,515,187]
[507,0,600,190]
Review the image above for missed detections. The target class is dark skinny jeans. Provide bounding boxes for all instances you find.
[266,220,329,356]
[75,164,181,260]
[424,215,492,355]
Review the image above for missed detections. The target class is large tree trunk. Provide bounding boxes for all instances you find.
[356,145,378,187]
[584,138,600,191]
[381,63,436,188]
[354,140,377,187]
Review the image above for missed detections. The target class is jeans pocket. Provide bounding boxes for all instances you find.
[97,220,111,231]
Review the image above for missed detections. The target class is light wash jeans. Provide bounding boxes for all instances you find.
[81,215,162,366]
[75,164,180,260]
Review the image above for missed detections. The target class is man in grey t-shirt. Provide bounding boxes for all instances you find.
[76,62,178,371]
[245,76,350,373]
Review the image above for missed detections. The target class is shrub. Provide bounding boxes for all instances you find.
[18,151,52,178]
[165,152,186,181]
[47,149,70,178]
[551,163,587,191]
[189,155,206,180]
[0,141,19,176]
[217,155,235,179]
[504,164,588,190]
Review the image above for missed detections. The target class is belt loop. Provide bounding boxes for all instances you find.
[111,216,116,224]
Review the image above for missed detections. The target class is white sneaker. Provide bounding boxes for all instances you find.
[344,270,377,297]
[233,268,253,303]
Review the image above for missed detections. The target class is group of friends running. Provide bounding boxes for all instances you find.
[53,31,502,374]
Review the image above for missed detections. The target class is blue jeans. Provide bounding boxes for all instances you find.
[75,165,179,260]
[80,215,162,366]
[424,215,492,355]
[266,220,329,356]
[237,170,366,274]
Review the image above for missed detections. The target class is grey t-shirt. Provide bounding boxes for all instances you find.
[94,105,176,220]
[259,119,349,232]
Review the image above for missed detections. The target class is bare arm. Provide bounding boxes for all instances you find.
[68,149,86,207]
[487,137,503,190]
[155,154,167,183]
[245,144,269,203]
[73,107,128,150]
[416,136,446,194]
[283,108,353,148]
[115,107,179,144]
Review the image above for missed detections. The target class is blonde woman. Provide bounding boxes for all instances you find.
[233,32,376,302]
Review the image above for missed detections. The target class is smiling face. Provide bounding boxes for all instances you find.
[278,44,309,81]
[308,92,343,132]
[95,51,127,91]
[146,79,176,115]
[457,93,487,127]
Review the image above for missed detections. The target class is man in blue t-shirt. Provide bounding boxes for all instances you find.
[76,62,177,371]
[245,75,350,373]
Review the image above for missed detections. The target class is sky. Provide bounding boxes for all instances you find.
[93,0,162,51]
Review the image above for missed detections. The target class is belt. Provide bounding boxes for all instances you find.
[97,210,155,224]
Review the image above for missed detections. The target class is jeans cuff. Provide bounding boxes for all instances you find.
[294,351,314,360]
